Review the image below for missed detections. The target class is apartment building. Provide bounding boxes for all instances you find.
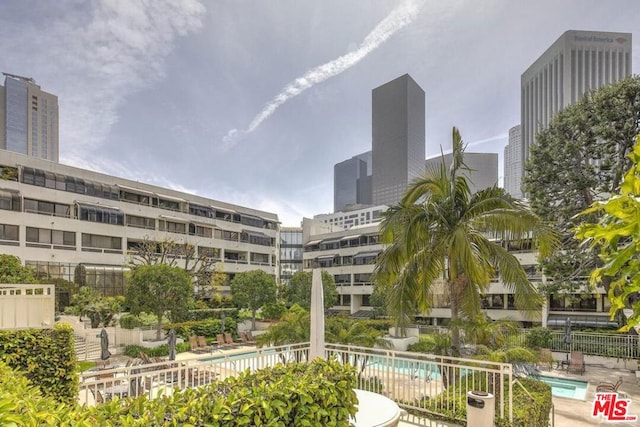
[0,149,279,300]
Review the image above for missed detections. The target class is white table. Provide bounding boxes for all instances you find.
[350,389,406,427]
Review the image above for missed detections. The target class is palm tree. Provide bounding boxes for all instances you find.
[374,127,557,355]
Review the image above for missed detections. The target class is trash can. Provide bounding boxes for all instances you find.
[466,390,495,427]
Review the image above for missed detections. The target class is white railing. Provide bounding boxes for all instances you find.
[78,342,514,423]
[509,329,640,359]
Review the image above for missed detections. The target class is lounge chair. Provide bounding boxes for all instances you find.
[216,334,228,347]
[224,333,242,346]
[567,351,585,375]
[240,332,256,344]
[188,336,204,353]
[245,330,256,342]
[597,377,623,393]
[197,336,214,352]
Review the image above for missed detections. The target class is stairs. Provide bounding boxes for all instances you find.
[74,334,101,361]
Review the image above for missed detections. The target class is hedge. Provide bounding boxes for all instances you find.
[164,318,239,340]
[0,323,78,404]
[0,358,358,426]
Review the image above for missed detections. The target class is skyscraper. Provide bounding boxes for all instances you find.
[372,74,425,206]
[0,73,59,162]
[333,151,372,212]
[521,30,632,169]
[503,125,522,198]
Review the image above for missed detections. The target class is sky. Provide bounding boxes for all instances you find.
[1,0,639,226]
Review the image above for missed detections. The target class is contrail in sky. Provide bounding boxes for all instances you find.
[223,0,425,148]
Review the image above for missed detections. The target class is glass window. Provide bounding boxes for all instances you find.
[0,224,19,241]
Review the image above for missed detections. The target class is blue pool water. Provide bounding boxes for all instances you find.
[538,375,587,400]
[366,357,443,381]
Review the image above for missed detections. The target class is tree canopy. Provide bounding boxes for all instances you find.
[575,136,640,331]
[125,264,193,340]
[0,255,38,284]
[283,270,338,310]
[375,127,557,353]
[523,76,640,294]
[230,270,277,330]
[64,287,123,328]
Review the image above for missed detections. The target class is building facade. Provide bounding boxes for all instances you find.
[0,150,279,301]
[521,30,632,169]
[503,125,522,198]
[372,74,425,207]
[425,152,498,195]
[333,151,372,212]
[279,227,303,285]
[0,73,59,162]
[313,205,387,230]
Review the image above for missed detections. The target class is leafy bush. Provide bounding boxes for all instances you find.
[165,317,238,339]
[261,300,287,320]
[525,327,553,349]
[118,312,159,329]
[123,342,191,358]
[0,358,358,426]
[0,324,78,404]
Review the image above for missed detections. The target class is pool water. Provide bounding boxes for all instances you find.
[538,375,588,400]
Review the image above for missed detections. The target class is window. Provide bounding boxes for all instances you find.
[126,215,155,229]
[0,224,18,241]
[26,227,75,246]
[189,223,212,237]
[23,198,71,217]
[82,233,122,250]
[160,220,186,234]
[0,190,20,211]
[198,246,220,259]
[78,204,124,225]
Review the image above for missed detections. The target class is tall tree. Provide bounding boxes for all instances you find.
[230,270,277,330]
[523,76,640,296]
[375,127,557,354]
[283,270,338,310]
[575,136,640,331]
[0,255,38,284]
[125,264,193,340]
[127,238,217,293]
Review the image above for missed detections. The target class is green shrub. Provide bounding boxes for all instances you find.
[124,342,191,358]
[0,324,78,404]
[525,327,553,349]
[0,357,358,426]
[261,300,287,320]
[165,317,238,339]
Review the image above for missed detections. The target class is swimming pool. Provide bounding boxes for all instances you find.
[538,375,588,400]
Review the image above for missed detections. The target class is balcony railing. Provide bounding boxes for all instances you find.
[79,342,514,423]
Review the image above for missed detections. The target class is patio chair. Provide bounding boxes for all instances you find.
[224,333,242,346]
[567,351,585,375]
[239,332,256,344]
[245,330,257,343]
[188,336,203,353]
[197,336,215,352]
[597,377,623,393]
[216,334,228,347]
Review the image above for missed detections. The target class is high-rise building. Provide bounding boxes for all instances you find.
[425,152,498,195]
[372,74,425,206]
[0,73,59,162]
[333,151,372,212]
[521,30,632,169]
[504,125,522,198]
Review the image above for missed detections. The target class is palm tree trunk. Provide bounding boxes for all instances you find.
[450,290,460,356]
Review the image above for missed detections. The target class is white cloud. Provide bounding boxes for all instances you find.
[0,0,206,170]
[222,0,426,149]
